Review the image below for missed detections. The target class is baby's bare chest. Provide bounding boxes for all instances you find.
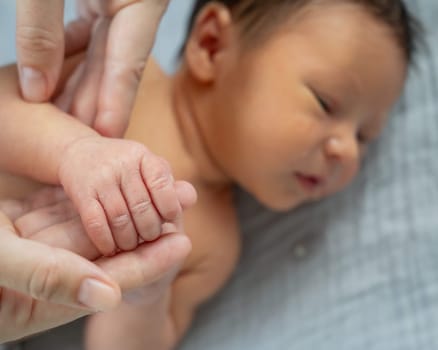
[181,186,242,276]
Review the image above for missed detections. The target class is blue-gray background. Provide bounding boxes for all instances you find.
[2,1,438,350]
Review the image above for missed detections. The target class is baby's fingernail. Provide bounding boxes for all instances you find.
[78,278,120,311]
[20,66,47,102]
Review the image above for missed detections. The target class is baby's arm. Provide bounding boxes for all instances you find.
[0,64,193,256]
[0,64,97,184]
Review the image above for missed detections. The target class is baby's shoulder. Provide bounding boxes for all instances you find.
[142,56,168,83]
[168,187,241,338]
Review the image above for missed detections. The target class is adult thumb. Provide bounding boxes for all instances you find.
[0,212,121,312]
[16,0,65,102]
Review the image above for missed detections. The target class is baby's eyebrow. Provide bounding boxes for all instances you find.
[312,65,361,104]
[338,69,362,100]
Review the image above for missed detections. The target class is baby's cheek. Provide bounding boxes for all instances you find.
[328,164,358,195]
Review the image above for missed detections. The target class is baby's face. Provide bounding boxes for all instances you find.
[203,3,407,211]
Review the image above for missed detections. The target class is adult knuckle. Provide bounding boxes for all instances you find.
[131,60,147,82]
[0,289,35,332]
[28,251,61,301]
[107,58,146,86]
[16,25,62,55]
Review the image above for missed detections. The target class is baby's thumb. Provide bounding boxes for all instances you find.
[0,213,121,312]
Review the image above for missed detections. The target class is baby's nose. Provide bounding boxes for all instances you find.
[324,133,360,174]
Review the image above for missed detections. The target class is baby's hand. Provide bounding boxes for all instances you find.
[58,136,187,256]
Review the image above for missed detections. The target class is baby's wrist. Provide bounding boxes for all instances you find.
[57,133,100,184]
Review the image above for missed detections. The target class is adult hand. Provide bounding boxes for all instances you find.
[0,186,193,343]
[16,0,170,137]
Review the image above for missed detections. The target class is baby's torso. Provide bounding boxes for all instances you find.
[125,59,241,276]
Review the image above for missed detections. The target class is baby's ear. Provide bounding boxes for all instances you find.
[184,3,235,83]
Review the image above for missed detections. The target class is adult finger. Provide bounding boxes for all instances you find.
[24,216,99,261]
[70,18,109,126]
[54,61,85,112]
[0,187,67,222]
[95,1,168,137]
[1,232,191,343]
[16,0,65,102]
[15,200,78,238]
[64,18,92,56]
[76,0,97,21]
[0,212,121,311]
[96,232,191,291]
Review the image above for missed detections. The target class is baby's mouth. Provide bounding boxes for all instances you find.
[294,172,325,192]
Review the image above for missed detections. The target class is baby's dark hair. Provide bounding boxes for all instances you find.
[182,0,421,63]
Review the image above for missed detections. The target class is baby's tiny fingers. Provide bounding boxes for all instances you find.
[141,156,182,222]
[80,198,116,256]
[121,170,161,242]
[99,186,138,251]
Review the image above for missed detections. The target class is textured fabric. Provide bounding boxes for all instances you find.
[3,0,438,349]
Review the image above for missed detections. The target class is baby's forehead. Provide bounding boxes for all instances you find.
[186,0,415,66]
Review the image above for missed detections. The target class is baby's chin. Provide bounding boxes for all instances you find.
[264,190,341,212]
[257,195,306,213]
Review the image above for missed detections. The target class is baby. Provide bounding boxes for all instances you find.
[0,0,419,349]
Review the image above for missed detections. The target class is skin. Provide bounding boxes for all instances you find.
[0,2,407,349]
[17,0,170,137]
[0,62,192,257]
[184,3,407,211]
[0,184,194,343]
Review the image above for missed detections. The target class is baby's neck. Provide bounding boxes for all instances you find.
[170,68,232,188]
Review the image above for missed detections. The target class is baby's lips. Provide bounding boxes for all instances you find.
[294,172,325,189]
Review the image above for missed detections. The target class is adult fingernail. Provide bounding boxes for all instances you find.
[20,66,47,102]
[78,278,120,311]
